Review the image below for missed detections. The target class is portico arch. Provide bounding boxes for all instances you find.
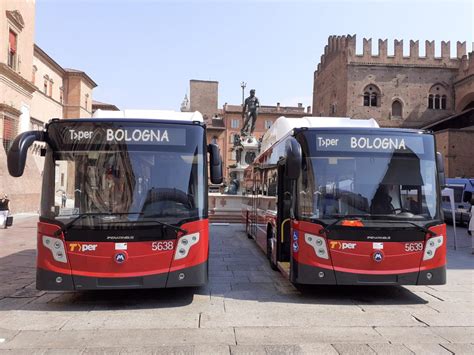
[456,92,474,112]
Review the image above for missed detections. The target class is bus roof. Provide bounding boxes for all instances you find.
[92,109,204,122]
[260,116,379,153]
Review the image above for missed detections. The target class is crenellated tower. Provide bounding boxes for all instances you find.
[313,35,473,128]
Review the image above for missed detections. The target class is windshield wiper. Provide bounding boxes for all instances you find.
[321,214,436,236]
[54,212,150,236]
[323,214,436,236]
[106,218,188,235]
[54,212,117,237]
[365,217,437,236]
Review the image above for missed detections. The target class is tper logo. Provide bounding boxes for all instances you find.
[69,243,97,252]
[329,241,356,250]
[69,130,93,141]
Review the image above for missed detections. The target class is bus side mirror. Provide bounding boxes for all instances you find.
[7,131,44,177]
[285,137,302,180]
[208,143,223,184]
[436,152,446,189]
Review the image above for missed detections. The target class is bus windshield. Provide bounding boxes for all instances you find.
[297,132,439,222]
[41,122,206,227]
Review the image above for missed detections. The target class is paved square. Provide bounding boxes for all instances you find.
[0,216,472,354]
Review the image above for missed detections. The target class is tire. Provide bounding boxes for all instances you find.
[266,227,278,271]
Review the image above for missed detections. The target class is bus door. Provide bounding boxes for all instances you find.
[252,167,258,239]
[277,162,292,263]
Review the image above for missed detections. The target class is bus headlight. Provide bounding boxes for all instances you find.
[42,236,67,263]
[423,235,443,261]
[304,233,329,259]
[174,232,200,260]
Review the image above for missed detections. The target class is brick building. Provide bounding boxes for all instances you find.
[0,1,100,212]
[313,35,474,177]
[182,80,310,183]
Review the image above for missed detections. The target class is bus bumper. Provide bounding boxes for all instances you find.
[36,261,208,291]
[291,261,446,285]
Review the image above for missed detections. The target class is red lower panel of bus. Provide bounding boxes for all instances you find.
[36,219,209,290]
[291,220,446,285]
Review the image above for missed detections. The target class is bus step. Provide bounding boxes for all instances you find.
[277,262,290,278]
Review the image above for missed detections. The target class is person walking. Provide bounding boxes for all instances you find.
[0,194,11,229]
[61,192,67,208]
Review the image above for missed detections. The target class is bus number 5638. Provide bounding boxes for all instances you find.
[152,241,174,251]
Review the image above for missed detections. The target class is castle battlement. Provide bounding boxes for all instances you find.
[316,35,471,75]
[457,51,474,79]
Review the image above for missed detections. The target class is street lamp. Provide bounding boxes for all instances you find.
[240,81,246,106]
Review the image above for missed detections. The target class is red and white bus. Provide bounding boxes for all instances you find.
[243,116,447,285]
[8,110,222,290]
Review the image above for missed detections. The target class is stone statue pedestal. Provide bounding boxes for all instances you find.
[228,135,260,195]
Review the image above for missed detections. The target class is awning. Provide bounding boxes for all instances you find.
[422,108,474,131]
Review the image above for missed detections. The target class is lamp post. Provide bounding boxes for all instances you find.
[240,81,246,106]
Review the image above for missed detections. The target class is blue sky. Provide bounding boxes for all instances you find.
[35,0,473,111]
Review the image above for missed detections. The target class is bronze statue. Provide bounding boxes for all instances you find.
[241,89,260,136]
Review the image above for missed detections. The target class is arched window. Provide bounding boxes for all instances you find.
[428,84,448,110]
[363,85,380,107]
[392,100,402,119]
[428,95,434,109]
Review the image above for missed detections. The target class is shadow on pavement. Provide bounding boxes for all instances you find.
[294,284,428,305]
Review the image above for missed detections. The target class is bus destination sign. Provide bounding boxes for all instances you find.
[62,126,186,146]
[315,133,425,154]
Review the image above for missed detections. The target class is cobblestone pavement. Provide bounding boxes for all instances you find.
[0,216,472,354]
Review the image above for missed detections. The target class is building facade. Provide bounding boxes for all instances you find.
[313,35,474,177]
[0,0,98,212]
[182,80,310,184]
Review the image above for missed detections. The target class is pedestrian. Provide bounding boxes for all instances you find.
[0,194,11,229]
[61,192,67,208]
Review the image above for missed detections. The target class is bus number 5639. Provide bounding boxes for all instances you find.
[404,242,423,252]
